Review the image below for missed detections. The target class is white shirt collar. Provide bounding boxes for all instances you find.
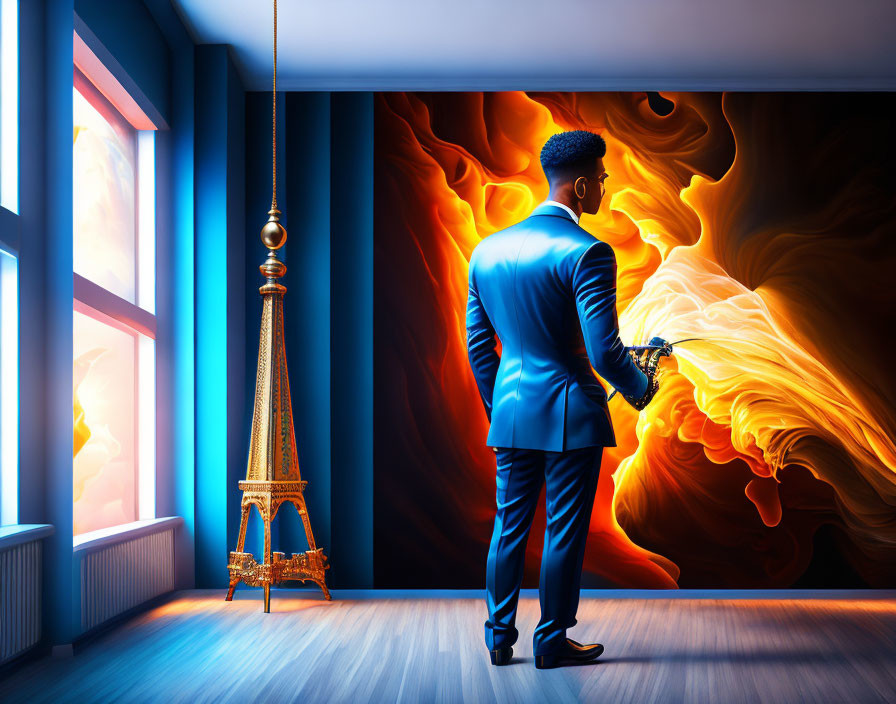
[540,199,579,224]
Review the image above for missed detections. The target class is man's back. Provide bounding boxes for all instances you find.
[475,132,655,668]
[466,202,647,451]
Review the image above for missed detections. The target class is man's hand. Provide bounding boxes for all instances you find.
[622,374,659,411]
[622,347,661,410]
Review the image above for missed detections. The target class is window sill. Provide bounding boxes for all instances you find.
[73,516,183,554]
[0,523,55,550]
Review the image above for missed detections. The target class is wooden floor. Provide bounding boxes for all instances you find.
[2,589,896,704]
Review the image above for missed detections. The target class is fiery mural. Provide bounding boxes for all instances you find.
[373,91,896,588]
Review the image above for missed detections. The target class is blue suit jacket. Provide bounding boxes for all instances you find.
[465,202,648,451]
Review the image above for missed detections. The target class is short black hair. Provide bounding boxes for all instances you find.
[539,130,606,181]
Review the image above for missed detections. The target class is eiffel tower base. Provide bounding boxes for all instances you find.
[225,480,331,612]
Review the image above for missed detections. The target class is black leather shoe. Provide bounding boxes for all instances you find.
[489,646,513,666]
[535,638,604,669]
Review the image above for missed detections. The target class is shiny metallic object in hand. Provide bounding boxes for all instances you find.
[609,337,702,408]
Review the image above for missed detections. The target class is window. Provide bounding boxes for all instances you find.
[0,247,16,525]
[1,0,18,213]
[72,62,155,537]
[0,0,17,524]
[73,81,137,302]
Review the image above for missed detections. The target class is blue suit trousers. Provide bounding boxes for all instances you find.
[484,445,602,655]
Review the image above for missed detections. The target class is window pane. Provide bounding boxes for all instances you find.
[1,0,19,213]
[0,250,17,525]
[73,310,136,535]
[73,85,136,302]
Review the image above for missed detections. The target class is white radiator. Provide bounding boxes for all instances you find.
[77,520,177,633]
[0,538,42,665]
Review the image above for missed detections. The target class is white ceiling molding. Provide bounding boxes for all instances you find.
[172,0,896,91]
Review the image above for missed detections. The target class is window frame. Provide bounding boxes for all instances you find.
[1,0,19,214]
[0,0,18,525]
[72,53,157,536]
[0,243,17,525]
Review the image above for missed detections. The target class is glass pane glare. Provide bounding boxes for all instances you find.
[73,86,136,302]
[0,251,17,525]
[73,310,137,535]
[1,0,19,213]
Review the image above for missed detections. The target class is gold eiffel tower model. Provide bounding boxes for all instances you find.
[225,207,331,612]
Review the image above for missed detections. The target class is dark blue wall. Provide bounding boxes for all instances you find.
[194,45,246,588]
[281,92,332,566]
[329,93,374,588]
[244,91,374,588]
[144,0,197,590]
[47,0,75,647]
[17,0,75,647]
[16,0,48,544]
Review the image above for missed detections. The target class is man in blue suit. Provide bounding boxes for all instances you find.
[466,130,659,669]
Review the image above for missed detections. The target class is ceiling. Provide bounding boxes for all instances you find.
[171,0,896,91]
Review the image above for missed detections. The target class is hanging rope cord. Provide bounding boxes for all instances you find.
[271,0,278,210]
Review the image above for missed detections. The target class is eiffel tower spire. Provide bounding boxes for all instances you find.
[225,208,331,612]
[245,223,301,484]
